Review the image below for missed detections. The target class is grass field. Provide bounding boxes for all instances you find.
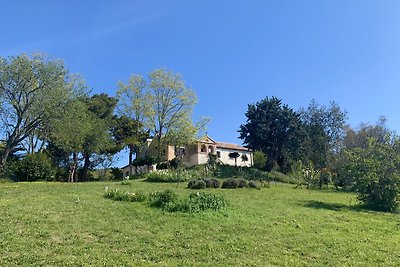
[0,180,399,266]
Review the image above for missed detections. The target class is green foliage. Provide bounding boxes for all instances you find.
[14,153,56,182]
[0,53,75,172]
[177,192,228,213]
[239,96,304,171]
[248,180,261,189]
[187,178,222,189]
[341,139,400,212]
[187,179,206,189]
[149,189,228,213]
[299,100,347,169]
[110,167,123,180]
[149,190,179,209]
[145,169,196,183]
[221,178,240,189]
[104,188,146,202]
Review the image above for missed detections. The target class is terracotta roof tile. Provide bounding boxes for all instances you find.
[216,142,250,151]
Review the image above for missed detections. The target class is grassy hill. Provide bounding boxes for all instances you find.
[0,181,399,266]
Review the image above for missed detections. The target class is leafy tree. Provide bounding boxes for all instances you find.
[48,98,94,182]
[117,69,206,165]
[299,100,347,169]
[0,53,74,173]
[239,96,304,171]
[341,138,400,212]
[253,151,266,170]
[112,115,147,175]
[228,152,240,167]
[80,94,118,181]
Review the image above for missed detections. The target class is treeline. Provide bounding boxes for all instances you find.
[239,97,400,212]
[0,53,204,182]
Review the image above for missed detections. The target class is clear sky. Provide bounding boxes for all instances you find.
[2,1,400,160]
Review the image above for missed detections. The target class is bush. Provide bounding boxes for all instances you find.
[110,167,123,180]
[221,178,239,189]
[358,176,400,212]
[14,153,56,182]
[104,188,147,202]
[211,178,221,188]
[188,179,206,189]
[176,192,228,212]
[248,180,260,189]
[145,170,192,183]
[149,190,179,209]
[238,178,248,188]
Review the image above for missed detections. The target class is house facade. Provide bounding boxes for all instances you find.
[122,135,253,177]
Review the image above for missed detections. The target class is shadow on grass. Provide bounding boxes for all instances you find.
[299,200,366,212]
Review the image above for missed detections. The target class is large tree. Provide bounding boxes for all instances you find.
[0,54,73,172]
[299,100,347,168]
[239,96,304,172]
[81,94,118,181]
[117,68,204,164]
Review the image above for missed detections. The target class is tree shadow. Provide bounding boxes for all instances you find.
[299,200,366,212]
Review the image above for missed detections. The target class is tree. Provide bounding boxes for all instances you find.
[342,138,400,212]
[48,98,94,182]
[228,152,240,167]
[239,96,304,171]
[299,100,347,169]
[0,54,73,173]
[117,68,204,165]
[148,69,197,161]
[80,94,118,181]
[253,151,266,170]
[112,115,147,176]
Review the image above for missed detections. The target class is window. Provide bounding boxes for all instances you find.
[208,145,214,154]
[200,145,206,153]
[217,151,221,158]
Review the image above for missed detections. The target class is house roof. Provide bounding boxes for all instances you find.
[215,142,251,151]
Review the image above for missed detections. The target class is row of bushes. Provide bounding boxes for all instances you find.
[103,188,228,213]
[187,178,261,189]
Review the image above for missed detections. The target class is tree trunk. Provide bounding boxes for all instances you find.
[129,144,133,176]
[69,152,79,182]
[82,153,91,182]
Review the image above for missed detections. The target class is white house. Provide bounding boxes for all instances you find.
[121,135,253,177]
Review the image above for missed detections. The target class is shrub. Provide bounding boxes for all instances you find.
[238,178,248,188]
[211,178,221,188]
[248,180,260,189]
[146,170,192,183]
[202,178,214,188]
[149,190,179,209]
[176,192,228,212]
[103,188,146,202]
[221,178,239,189]
[188,179,206,189]
[14,153,56,182]
[110,167,123,180]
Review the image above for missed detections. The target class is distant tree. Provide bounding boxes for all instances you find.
[253,151,266,170]
[0,53,74,173]
[80,94,118,181]
[112,115,148,175]
[48,98,95,182]
[239,96,304,171]
[117,69,207,164]
[299,100,347,168]
[228,152,240,167]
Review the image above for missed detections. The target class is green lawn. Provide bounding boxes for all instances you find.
[0,181,399,266]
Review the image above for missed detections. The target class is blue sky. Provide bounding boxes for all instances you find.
[2,1,400,164]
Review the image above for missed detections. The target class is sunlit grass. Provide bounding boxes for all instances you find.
[0,181,399,266]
